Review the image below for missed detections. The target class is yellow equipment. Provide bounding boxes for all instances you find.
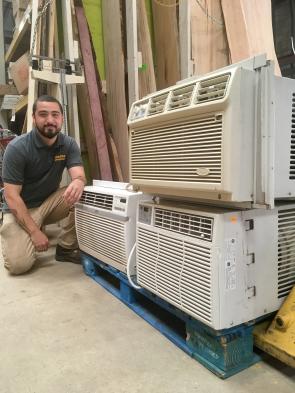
[253,286,295,367]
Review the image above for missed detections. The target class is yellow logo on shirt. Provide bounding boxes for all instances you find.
[54,154,66,161]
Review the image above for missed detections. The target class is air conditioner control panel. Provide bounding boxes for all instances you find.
[113,196,127,212]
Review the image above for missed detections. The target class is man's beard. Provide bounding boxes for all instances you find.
[37,125,60,139]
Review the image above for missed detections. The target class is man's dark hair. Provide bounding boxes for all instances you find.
[32,95,63,115]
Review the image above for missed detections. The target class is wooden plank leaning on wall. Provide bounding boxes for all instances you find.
[191,0,229,76]
[152,0,180,89]
[221,0,281,76]
[137,0,157,98]
[102,0,129,181]
[75,0,113,181]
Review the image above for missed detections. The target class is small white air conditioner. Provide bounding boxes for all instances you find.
[75,181,150,274]
[136,200,295,330]
[128,54,295,208]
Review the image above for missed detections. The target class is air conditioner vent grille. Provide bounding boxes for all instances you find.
[131,115,223,183]
[289,93,295,179]
[80,191,113,211]
[76,208,127,265]
[168,84,195,110]
[195,74,230,103]
[147,92,169,116]
[277,207,295,298]
[154,208,213,241]
[137,227,213,324]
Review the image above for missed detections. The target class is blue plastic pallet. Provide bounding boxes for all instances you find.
[82,253,261,379]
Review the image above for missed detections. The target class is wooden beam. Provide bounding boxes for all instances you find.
[61,0,81,144]
[9,51,30,95]
[48,0,56,59]
[82,0,105,79]
[77,84,100,180]
[5,3,31,63]
[0,85,18,96]
[152,0,180,89]
[27,0,40,131]
[137,0,156,98]
[15,94,28,113]
[179,0,192,79]
[191,0,229,76]
[221,0,281,75]
[75,1,113,180]
[126,0,139,108]
[102,0,129,181]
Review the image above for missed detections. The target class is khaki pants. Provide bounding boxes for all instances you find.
[0,187,78,275]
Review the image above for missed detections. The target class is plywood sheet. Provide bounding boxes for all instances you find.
[137,0,156,98]
[102,0,129,181]
[191,0,229,76]
[75,2,112,180]
[221,0,281,75]
[152,0,180,89]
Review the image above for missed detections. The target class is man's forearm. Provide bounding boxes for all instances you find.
[6,196,40,235]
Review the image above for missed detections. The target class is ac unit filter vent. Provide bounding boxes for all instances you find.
[76,209,127,266]
[277,207,295,298]
[195,73,230,104]
[154,208,213,241]
[147,92,169,116]
[289,93,295,180]
[168,83,195,111]
[131,115,223,183]
[80,191,113,211]
[137,227,213,324]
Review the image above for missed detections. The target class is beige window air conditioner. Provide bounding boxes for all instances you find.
[128,55,295,208]
[75,181,150,274]
[136,200,295,330]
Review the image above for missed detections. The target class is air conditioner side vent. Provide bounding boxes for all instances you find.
[277,207,295,298]
[80,191,114,211]
[154,208,214,242]
[195,73,230,104]
[168,83,195,111]
[289,93,295,180]
[147,92,169,116]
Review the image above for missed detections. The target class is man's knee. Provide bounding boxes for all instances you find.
[4,255,35,275]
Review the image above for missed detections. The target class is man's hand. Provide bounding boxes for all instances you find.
[31,228,49,252]
[63,178,84,206]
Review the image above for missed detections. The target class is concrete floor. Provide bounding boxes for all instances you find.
[0,226,294,393]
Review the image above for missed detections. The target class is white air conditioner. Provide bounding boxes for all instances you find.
[75,181,150,274]
[128,54,295,208]
[136,200,295,330]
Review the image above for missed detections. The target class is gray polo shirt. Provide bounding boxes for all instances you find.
[2,128,83,209]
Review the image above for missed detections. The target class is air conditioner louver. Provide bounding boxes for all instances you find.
[289,93,295,180]
[131,115,222,183]
[195,74,230,104]
[154,208,213,241]
[137,227,213,324]
[277,207,295,298]
[168,84,195,110]
[80,191,113,211]
[147,92,169,116]
[76,208,127,266]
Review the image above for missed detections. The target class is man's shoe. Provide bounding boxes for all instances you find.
[55,244,81,265]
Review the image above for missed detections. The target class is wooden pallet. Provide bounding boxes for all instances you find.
[82,252,261,379]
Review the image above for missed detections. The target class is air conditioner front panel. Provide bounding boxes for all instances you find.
[137,225,215,325]
[76,207,128,271]
[131,114,223,184]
